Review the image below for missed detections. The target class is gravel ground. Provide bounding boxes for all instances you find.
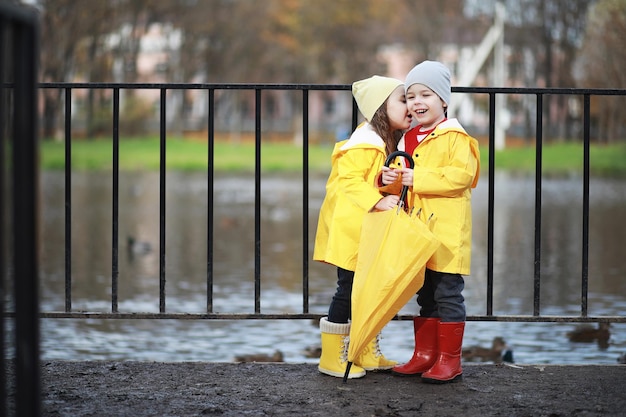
[7,361,626,416]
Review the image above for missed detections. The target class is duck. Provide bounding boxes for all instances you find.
[566,322,610,349]
[127,236,152,256]
[233,350,284,363]
[303,345,321,358]
[617,353,626,364]
[218,216,238,230]
[462,337,514,363]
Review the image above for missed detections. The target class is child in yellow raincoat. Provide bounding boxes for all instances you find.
[381,60,480,384]
[313,75,413,379]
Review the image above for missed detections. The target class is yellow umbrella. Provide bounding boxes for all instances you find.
[343,151,441,382]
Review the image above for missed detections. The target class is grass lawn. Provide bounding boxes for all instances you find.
[41,137,333,173]
[40,136,626,177]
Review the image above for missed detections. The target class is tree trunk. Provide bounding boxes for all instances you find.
[42,91,60,140]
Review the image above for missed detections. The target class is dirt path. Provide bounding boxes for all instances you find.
[8,361,626,416]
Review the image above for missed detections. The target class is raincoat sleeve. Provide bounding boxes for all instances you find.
[375,172,403,195]
[374,150,406,194]
[412,133,480,197]
[337,148,384,211]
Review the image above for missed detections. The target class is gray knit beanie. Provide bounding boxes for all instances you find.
[404,60,451,106]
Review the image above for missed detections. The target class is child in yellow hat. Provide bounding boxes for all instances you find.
[313,75,412,379]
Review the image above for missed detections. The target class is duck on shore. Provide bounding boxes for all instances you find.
[234,350,284,363]
[462,337,514,363]
[303,345,321,358]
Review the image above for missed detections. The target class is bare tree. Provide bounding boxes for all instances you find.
[465,0,596,141]
[261,0,397,83]
[392,0,466,63]
[38,0,101,138]
[577,0,626,143]
[542,0,595,140]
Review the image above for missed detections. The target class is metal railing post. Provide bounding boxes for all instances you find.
[9,4,41,415]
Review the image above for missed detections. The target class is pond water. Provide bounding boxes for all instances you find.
[38,170,626,365]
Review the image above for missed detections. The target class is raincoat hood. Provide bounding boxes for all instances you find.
[339,122,385,151]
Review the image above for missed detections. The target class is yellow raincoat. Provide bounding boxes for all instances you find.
[313,122,389,271]
[382,118,480,275]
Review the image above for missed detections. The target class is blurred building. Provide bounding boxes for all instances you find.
[69,11,542,146]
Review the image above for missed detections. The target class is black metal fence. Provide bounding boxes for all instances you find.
[32,82,626,326]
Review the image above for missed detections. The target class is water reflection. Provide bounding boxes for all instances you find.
[39,171,626,364]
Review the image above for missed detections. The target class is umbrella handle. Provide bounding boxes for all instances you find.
[384,151,414,208]
[384,150,415,169]
[342,361,353,384]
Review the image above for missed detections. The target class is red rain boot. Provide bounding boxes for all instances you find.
[392,317,440,376]
[421,321,465,384]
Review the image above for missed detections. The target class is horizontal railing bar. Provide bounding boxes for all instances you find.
[1,82,624,96]
[36,82,352,91]
[453,86,626,96]
[16,312,626,323]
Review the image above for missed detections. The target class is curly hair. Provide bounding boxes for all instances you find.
[370,101,404,157]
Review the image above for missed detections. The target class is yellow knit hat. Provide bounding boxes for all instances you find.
[352,75,403,121]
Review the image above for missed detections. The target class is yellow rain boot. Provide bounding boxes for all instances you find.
[354,332,397,371]
[318,317,366,379]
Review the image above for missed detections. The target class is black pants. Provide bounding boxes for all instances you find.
[327,267,353,323]
[328,267,465,324]
[417,269,466,322]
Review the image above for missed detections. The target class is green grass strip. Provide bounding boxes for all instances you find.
[40,137,626,176]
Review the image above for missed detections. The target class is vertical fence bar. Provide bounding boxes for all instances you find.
[13,12,40,416]
[351,96,358,130]
[254,88,262,313]
[486,92,496,316]
[111,88,120,313]
[64,87,72,312]
[0,16,6,416]
[533,94,543,316]
[302,88,310,313]
[207,88,215,313]
[581,94,591,316]
[159,88,167,313]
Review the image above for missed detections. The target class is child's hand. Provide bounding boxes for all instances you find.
[381,166,400,185]
[374,194,400,211]
[400,168,414,187]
